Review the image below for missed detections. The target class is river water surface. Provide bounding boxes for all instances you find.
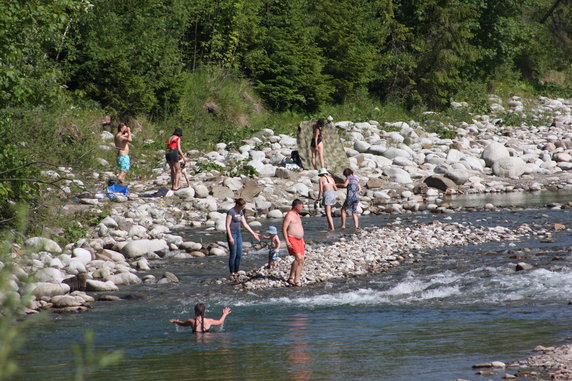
[16,192,572,381]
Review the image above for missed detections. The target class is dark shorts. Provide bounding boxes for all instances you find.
[165,149,179,163]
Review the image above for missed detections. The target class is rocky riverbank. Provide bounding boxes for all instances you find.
[4,95,572,315]
[234,220,538,290]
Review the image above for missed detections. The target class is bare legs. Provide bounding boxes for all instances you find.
[168,161,181,190]
[289,253,304,286]
[325,205,335,231]
[341,209,359,229]
[311,142,325,169]
[117,171,127,184]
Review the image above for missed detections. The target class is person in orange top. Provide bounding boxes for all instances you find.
[165,128,186,190]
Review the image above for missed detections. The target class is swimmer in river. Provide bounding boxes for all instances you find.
[169,303,231,333]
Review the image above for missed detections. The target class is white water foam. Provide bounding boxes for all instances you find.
[225,265,572,308]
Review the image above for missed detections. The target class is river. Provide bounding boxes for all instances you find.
[16,192,572,381]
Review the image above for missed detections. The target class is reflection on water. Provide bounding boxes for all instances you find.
[286,314,312,381]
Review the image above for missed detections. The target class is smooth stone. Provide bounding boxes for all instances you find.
[86,279,119,292]
[121,239,169,259]
[106,272,142,285]
[72,248,92,265]
[25,237,62,254]
[32,282,70,298]
[482,142,510,167]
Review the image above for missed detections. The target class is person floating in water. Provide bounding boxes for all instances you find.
[169,304,231,333]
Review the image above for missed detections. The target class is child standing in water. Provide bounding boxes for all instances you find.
[263,226,281,269]
[337,168,362,229]
[169,303,231,333]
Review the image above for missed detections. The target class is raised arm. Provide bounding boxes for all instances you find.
[124,127,133,142]
[207,307,231,326]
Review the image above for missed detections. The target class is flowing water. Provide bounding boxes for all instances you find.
[16,192,572,381]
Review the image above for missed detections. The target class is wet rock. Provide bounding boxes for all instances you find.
[424,175,457,191]
[106,272,142,286]
[158,272,179,284]
[97,295,122,302]
[515,262,533,271]
[86,279,119,292]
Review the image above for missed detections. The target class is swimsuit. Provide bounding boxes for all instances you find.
[116,155,130,172]
[165,136,180,162]
[287,236,305,256]
[268,248,279,261]
[311,127,323,147]
[321,176,337,206]
[343,175,360,213]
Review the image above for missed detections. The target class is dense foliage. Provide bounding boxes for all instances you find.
[0,0,571,223]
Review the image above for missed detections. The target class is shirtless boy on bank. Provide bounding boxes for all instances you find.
[114,123,132,184]
[282,199,305,287]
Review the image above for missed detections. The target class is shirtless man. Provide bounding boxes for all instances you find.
[282,199,305,286]
[114,123,132,184]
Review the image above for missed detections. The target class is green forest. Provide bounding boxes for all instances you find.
[1,0,571,225]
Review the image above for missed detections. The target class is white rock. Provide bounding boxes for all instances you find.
[32,282,70,298]
[492,157,526,177]
[175,187,195,199]
[25,237,62,254]
[137,258,151,271]
[383,167,412,184]
[267,209,284,219]
[224,177,243,191]
[86,279,119,292]
[66,259,87,275]
[210,247,226,256]
[193,197,218,212]
[382,148,411,160]
[35,268,65,283]
[353,141,371,153]
[100,216,118,228]
[482,142,510,167]
[72,248,92,265]
[106,272,142,285]
[51,295,83,308]
[193,184,209,198]
[121,239,169,258]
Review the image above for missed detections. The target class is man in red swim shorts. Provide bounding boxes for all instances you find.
[282,199,305,286]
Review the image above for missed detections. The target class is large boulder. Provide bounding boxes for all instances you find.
[482,142,510,167]
[34,267,65,283]
[32,282,70,298]
[72,248,92,266]
[424,175,457,191]
[175,187,195,199]
[223,177,243,191]
[353,141,371,153]
[382,148,411,160]
[240,180,262,199]
[25,237,62,254]
[121,239,168,259]
[193,184,210,198]
[492,157,526,177]
[383,167,412,184]
[96,249,127,263]
[211,186,234,200]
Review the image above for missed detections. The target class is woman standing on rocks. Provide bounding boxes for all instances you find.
[165,128,186,191]
[317,168,337,231]
[226,198,260,279]
[337,168,362,229]
[311,119,326,169]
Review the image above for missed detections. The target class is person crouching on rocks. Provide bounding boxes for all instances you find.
[170,303,231,333]
[317,168,337,231]
[226,198,260,279]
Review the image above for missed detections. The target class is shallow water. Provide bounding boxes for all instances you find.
[16,205,572,381]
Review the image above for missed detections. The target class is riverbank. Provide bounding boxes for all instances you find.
[6,95,569,314]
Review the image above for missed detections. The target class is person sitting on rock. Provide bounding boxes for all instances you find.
[169,303,231,333]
